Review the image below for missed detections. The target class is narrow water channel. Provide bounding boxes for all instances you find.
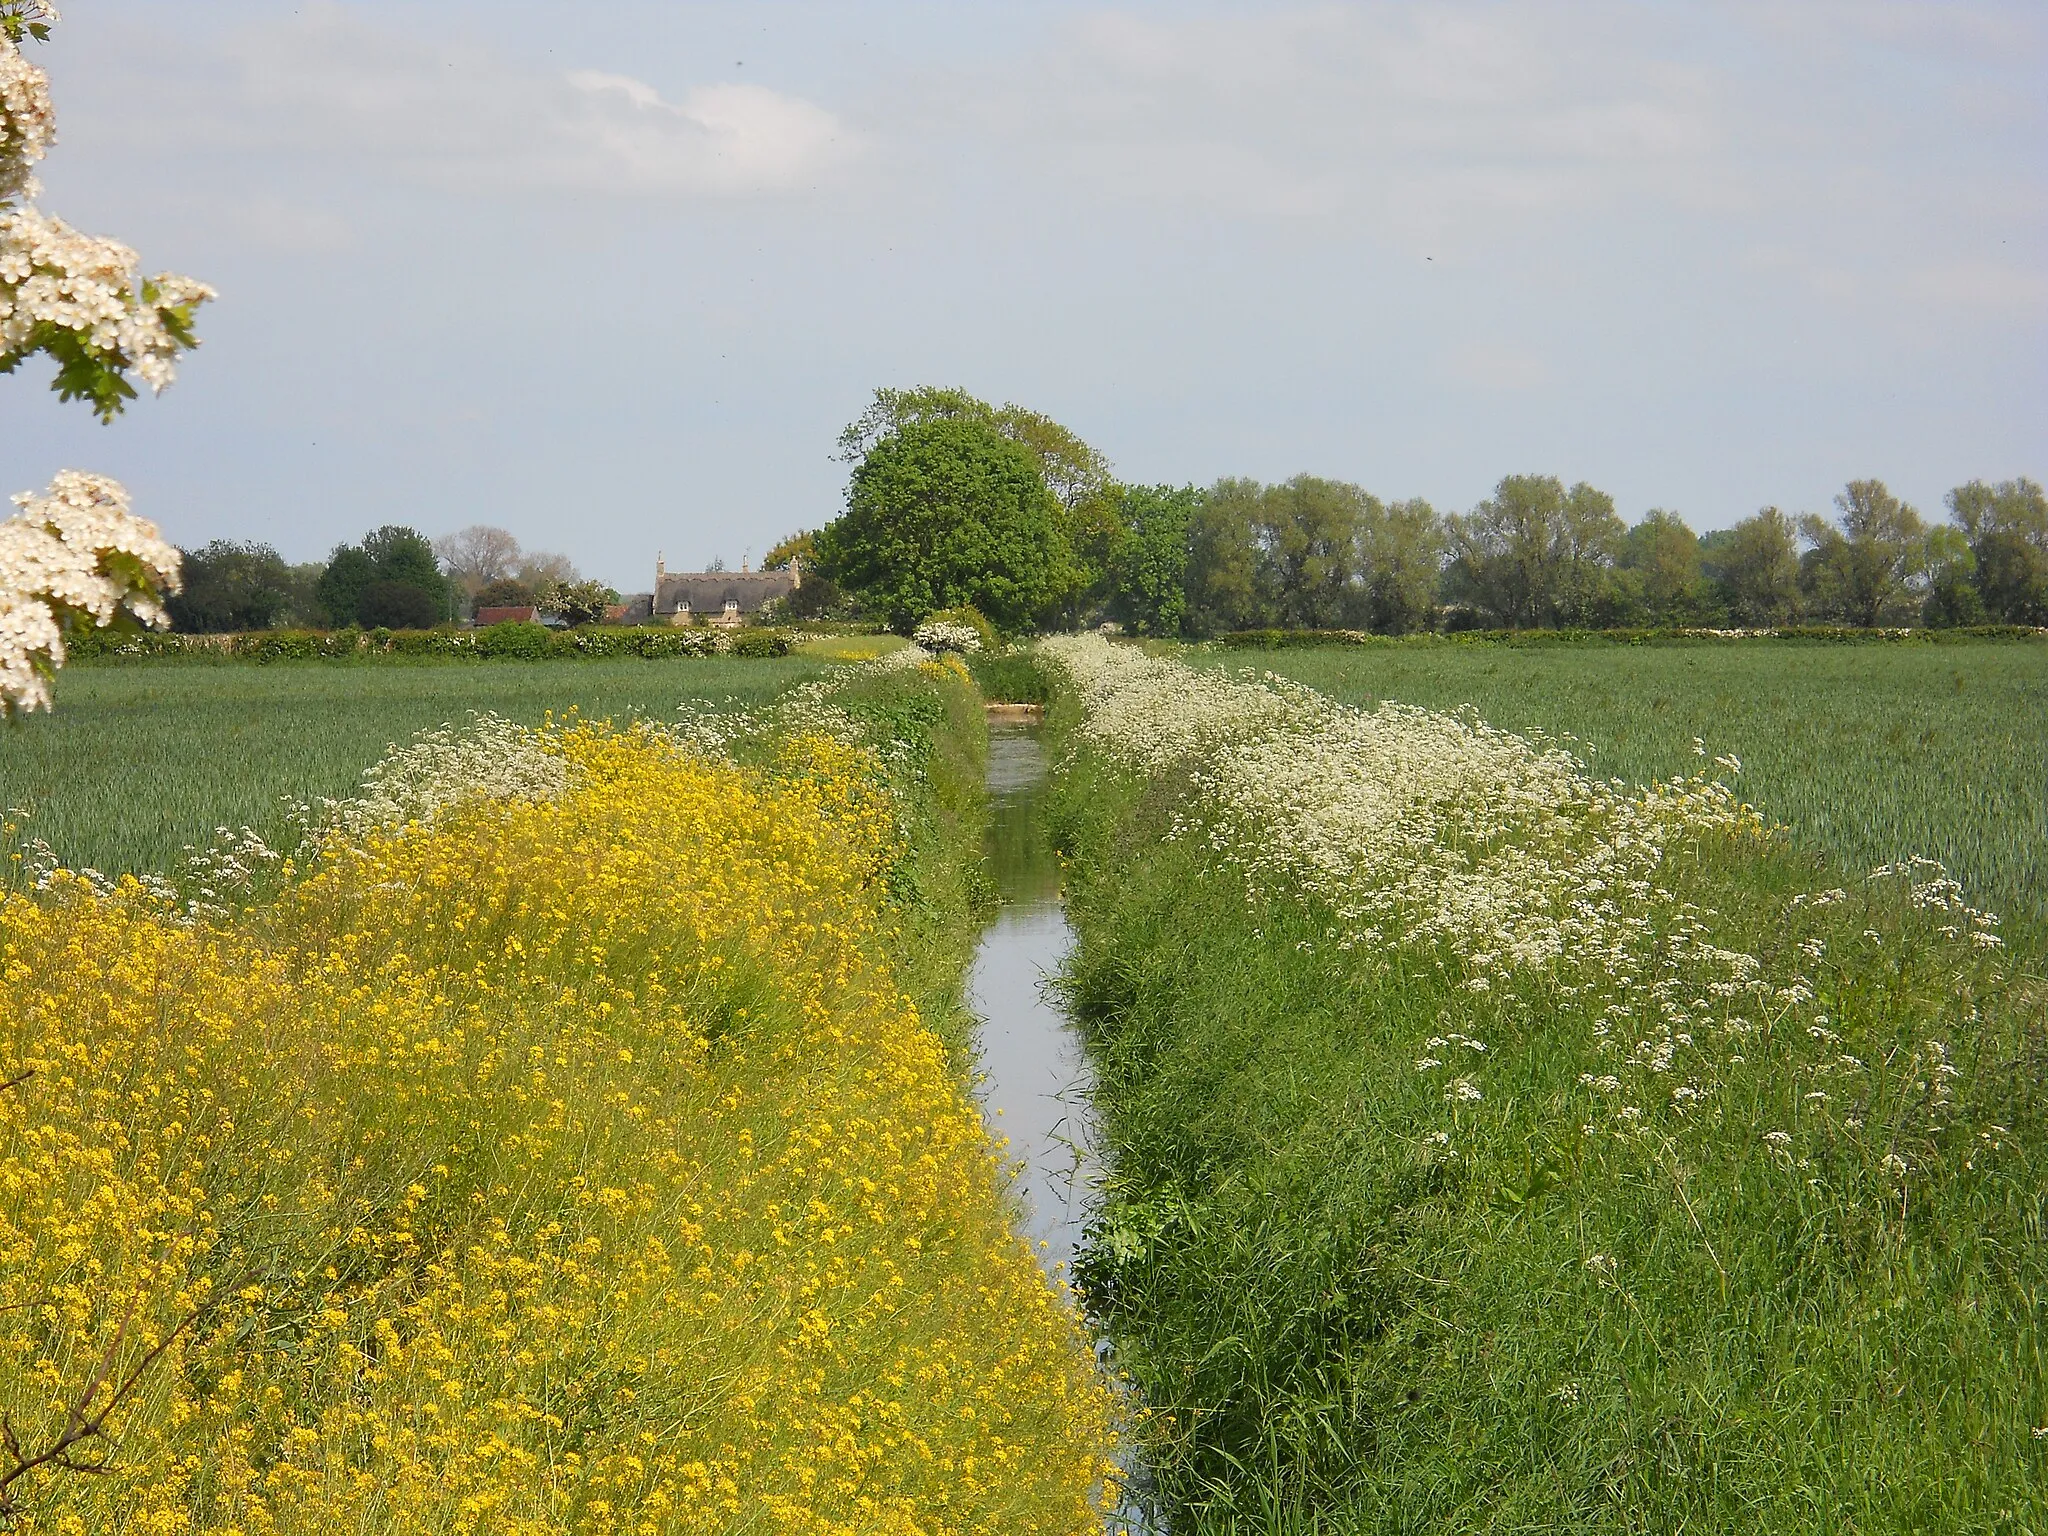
[968,719,1104,1281]
[969,718,1159,1533]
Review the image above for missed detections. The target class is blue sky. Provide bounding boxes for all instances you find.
[3,1,2042,590]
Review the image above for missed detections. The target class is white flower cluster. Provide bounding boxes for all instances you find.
[1042,634,1755,982]
[0,204,214,394]
[1043,634,2014,1188]
[1,12,209,711]
[913,620,984,654]
[311,712,571,844]
[0,5,57,204]
[0,471,180,714]
[2,15,213,403]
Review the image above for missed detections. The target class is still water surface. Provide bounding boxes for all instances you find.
[969,720,1158,1532]
[967,722,1105,1280]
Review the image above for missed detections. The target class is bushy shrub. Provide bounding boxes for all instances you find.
[968,649,1047,703]
[357,578,444,630]
[914,605,996,653]
[475,621,553,659]
[730,628,792,658]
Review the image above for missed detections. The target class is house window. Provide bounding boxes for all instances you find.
[724,599,740,614]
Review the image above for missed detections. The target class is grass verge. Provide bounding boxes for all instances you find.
[1048,637,2045,1533]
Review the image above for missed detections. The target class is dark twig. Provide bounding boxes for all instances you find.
[0,1291,208,1522]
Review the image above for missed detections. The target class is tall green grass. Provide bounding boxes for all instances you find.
[0,657,831,875]
[1201,640,2048,942]
[1050,671,2048,1533]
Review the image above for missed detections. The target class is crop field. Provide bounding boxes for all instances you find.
[1048,636,2047,1532]
[1197,639,2048,944]
[0,656,833,876]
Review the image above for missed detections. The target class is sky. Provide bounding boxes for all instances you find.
[3,0,2043,592]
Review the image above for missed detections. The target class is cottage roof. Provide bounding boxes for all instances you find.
[474,604,539,625]
[654,570,796,615]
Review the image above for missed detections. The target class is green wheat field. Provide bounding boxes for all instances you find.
[0,656,834,876]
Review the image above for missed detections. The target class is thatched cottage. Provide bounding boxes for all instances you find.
[613,557,800,628]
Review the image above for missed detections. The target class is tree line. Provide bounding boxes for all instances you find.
[166,386,2046,640]
[167,525,602,632]
[805,387,2047,636]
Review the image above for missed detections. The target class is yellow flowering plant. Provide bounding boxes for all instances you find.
[0,670,1120,1531]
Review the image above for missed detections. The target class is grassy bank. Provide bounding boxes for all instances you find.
[1048,637,2045,1533]
[0,657,834,877]
[1198,638,2048,943]
[0,652,1121,1531]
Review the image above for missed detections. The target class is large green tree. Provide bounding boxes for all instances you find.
[1948,477,2048,624]
[1356,497,1445,634]
[1259,475,1367,630]
[315,524,451,626]
[1799,480,1926,627]
[818,416,1073,633]
[1184,478,1267,636]
[1446,475,1624,628]
[1921,525,1986,627]
[1701,508,1802,625]
[837,386,1113,620]
[1617,509,1718,625]
[1107,485,1200,637]
[166,539,293,633]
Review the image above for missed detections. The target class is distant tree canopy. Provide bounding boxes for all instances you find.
[1107,485,1201,637]
[1177,477,1445,637]
[434,525,523,603]
[316,525,450,626]
[1446,476,1627,629]
[1948,477,2048,625]
[763,530,816,570]
[474,577,535,608]
[818,414,1074,633]
[1798,480,1928,628]
[833,386,1112,624]
[1616,510,1717,626]
[1091,469,2041,639]
[167,539,294,633]
[357,580,442,629]
[1701,509,1801,626]
[771,386,2043,641]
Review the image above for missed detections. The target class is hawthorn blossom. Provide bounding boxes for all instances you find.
[913,620,985,654]
[0,471,179,713]
[1,9,209,713]
[3,7,213,415]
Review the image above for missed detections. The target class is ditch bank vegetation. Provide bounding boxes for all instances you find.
[1042,636,2045,1533]
[0,652,1122,1531]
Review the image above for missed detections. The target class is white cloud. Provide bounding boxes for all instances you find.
[563,75,849,196]
[930,5,1725,235]
[218,6,854,199]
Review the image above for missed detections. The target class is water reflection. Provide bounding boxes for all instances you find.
[969,722,1102,1279]
[971,721,1160,1533]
